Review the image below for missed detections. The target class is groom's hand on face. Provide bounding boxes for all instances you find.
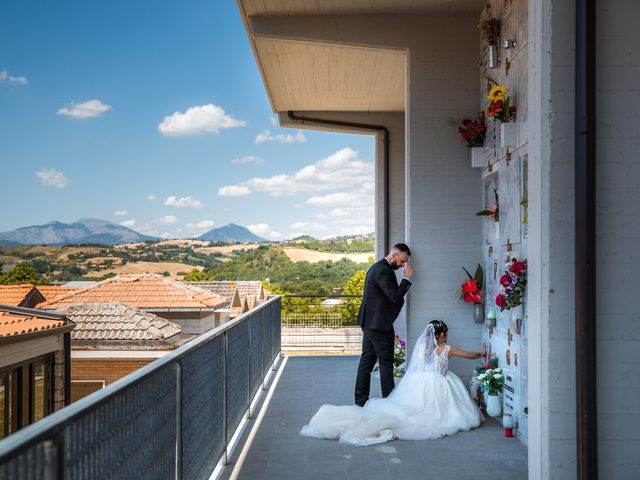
[404,261,413,279]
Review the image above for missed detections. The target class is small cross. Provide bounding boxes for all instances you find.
[488,327,494,338]
[488,246,493,257]
[506,149,512,165]
[507,328,513,346]
[506,239,512,252]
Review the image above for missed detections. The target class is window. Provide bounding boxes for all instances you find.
[0,354,54,439]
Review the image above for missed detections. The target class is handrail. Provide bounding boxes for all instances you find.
[0,296,282,468]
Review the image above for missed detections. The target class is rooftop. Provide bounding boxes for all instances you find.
[186,280,236,301]
[0,284,44,307]
[0,308,66,338]
[40,274,228,310]
[60,302,184,343]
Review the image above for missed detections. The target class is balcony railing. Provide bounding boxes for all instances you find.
[281,294,363,353]
[0,296,282,480]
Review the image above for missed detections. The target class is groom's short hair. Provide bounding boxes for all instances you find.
[392,243,411,256]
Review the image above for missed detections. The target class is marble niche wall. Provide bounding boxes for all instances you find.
[475,0,529,444]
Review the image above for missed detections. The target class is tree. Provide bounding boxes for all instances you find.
[0,262,42,285]
[340,270,366,324]
[184,269,207,281]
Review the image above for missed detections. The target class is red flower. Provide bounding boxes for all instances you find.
[510,261,526,274]
[461,279,479,293]
[464,290,482,303]
[500,274,511,286]
[495,294,507,309]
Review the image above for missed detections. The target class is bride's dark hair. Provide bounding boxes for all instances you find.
[429,320,448,339]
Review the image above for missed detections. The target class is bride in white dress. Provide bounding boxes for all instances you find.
[300,320,485,446]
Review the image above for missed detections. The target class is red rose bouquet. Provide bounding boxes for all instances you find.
[458,116,487,147]
[495,257,527,311]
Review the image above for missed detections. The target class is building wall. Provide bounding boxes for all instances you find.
[528,0,577,477]
[71,359,153,386]
[595,0,640,476]
[153,310,215,334]
[403,15,484,381]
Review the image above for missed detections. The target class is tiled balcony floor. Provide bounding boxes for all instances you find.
[223,356,528,480]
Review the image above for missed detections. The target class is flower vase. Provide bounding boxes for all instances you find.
[471,147,485,168]
[473,303,485,324]
[500,121,517,148]
[486,394,502,417]
[501,308,512,327]
[511,304,524,321]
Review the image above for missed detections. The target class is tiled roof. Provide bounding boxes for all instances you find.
[235,281,263,298]
[0,284,41,306]
[60,302,182,341]
[187,281,235,300]
[41,274,228,310]
[0,311,65,337]
[37,285,75,301]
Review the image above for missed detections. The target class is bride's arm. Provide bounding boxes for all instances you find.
[449,344,486,360]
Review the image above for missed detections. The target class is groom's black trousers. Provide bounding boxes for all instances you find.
[355,326,395,406]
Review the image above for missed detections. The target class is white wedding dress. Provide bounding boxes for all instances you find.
[300,325,484,446]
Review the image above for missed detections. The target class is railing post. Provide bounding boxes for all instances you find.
[54,434,64,480]
[175,360,183,480]
[261,309,267,391]
[247,314,252,419]
[222,331,228,465]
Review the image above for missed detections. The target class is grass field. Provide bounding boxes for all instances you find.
[87,262,204,278]
[282,247,374,263]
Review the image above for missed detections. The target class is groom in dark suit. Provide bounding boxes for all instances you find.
[355,243,413,406]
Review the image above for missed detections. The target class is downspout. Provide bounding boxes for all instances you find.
[287,111,391,254]
[575,0,597,478]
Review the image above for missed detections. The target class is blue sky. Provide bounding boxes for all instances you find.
[0,0,374,240]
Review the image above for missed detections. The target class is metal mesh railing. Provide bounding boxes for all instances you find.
[0,297,282,480]
[281,295,363,353]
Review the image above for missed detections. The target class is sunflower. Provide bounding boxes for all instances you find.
[488,85,507,102]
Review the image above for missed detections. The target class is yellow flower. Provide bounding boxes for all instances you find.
[488,85,507,102]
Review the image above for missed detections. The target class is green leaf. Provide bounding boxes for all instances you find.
[462,266,473,280]
[474,264,484,290]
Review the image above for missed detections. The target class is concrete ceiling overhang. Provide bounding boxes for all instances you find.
[238,0,482,113]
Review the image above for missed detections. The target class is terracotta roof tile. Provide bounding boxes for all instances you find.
[60,302,182,341]
[40,274,228,310]
[0,284,38,306]
[0,311,65,337]
[186,281,236,301]
[37,286,75,301]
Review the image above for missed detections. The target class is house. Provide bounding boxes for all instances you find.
[186,280,236,304]
[0,305,74,439]
[229,280,270,316]
[0,284,75,308]
[0,285,45,308]
[58,302,195,402]
[40,274,229,334]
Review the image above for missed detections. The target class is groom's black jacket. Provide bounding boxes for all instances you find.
[357,258,412,331]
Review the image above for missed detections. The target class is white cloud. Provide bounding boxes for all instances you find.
[0,70,28,85]
[234,147,373,197]
[217,185,251,197]
[36,168,70,188]
[120,219,137,228]
[113,210,128,216]
[307,192,363,207]
[164,195,204,209]
[147,194,157,201]
[289,221,326,232]
[232,155,264,165]
[247,223,282,240]
[57,99,111,119]
[158,103,247,136]
[185,220,215,230]
[254,129,306,144]
[156,215,178,225]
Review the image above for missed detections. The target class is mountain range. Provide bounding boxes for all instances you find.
[0,219,267,246]
[198,223,265,243]
[0,219,156,246]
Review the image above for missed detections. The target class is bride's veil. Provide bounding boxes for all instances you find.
[405,324,438,374]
